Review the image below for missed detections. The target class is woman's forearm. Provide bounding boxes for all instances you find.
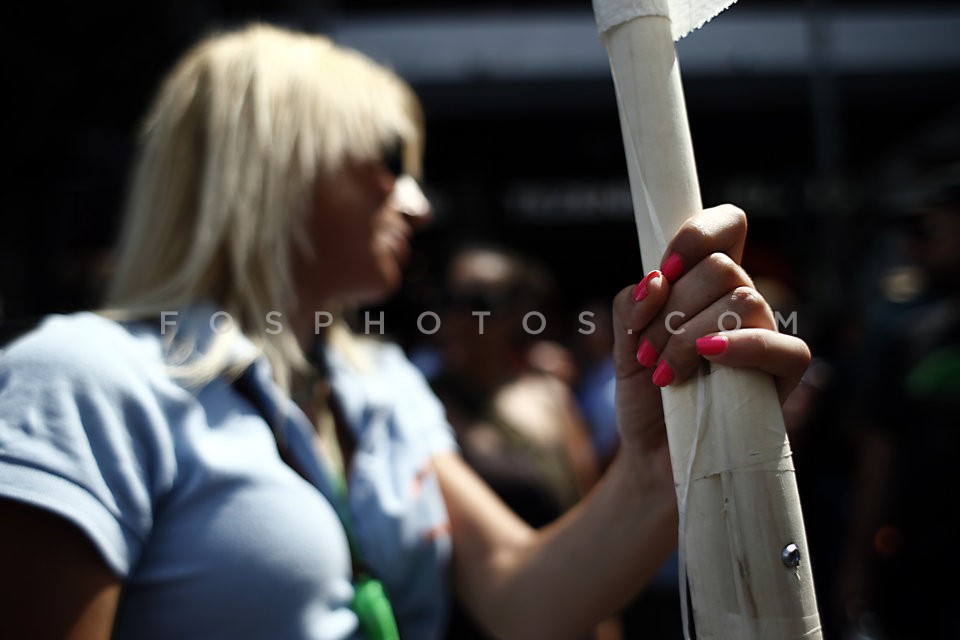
[501,450,676,638]
[437,449,677,640]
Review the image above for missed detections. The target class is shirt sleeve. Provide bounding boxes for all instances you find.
[0,315,178,577]
[380,342,458,458]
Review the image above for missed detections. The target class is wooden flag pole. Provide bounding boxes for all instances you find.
[599,14,823,639]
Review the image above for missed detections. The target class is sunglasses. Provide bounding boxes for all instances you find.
[381,141,404,178]
[441,289,520,312]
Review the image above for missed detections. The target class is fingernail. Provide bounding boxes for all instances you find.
[632,270,662,302]
[661,253,684,283]
[652,360,674,387]
[696,335,728,356]
[636,338,658,368]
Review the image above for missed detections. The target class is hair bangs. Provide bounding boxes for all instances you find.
[305,45,425,181]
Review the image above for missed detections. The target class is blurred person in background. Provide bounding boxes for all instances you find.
[0,23,812,640]
[840,165,960,640]
[430,244,598,529]
[428,244,613,639]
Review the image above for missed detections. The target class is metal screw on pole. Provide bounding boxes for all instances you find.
[781,543,801,568]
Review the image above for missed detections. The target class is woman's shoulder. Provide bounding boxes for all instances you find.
[0,312,168,397]
[0,312,183,578]
[326,330,422,382]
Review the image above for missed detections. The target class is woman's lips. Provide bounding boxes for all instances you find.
[383,226,411,264]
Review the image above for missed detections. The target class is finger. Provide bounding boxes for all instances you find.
[654,286,776,387]
[695,329,812,404]
[658,204,748,283]
[611,270,669,378]
[635,253,755,372]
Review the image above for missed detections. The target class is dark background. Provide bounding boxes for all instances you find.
[6,0,959,327]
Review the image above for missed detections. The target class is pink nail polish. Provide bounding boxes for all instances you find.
[652,360,674,387]
[636,338,658,368]
[632,270,662,302]
[661,253,684,283]
[696,335,728,356]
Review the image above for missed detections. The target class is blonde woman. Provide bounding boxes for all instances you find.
[0,24,810,640]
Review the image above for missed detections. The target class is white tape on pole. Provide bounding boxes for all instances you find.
[593,2,823,637]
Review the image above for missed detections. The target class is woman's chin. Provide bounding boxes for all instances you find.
[348,272,403,308]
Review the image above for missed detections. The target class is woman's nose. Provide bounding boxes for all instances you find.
[390,175,433,227]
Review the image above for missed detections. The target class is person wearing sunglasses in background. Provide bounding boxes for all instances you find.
[0,24,810,640]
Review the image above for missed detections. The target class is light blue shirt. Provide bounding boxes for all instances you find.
[0,310,456,639]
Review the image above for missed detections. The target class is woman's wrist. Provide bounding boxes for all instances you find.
[608,443,677,518]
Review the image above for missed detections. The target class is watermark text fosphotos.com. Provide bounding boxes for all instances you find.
[159,309,799,337]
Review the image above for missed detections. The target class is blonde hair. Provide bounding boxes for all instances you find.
[103,23,424,390]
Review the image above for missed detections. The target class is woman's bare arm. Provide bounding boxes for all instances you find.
[435,449,675,640]
[0,499,121,640]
